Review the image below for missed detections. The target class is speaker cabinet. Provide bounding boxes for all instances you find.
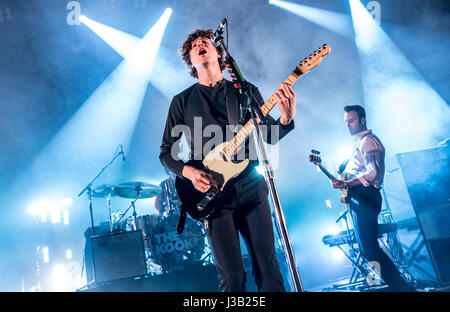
[395,146,450,286]
[91,230,147,283]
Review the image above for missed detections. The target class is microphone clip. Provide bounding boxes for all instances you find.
[213,18,227,44]
[119,144,126,162]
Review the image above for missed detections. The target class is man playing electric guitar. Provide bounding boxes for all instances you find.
[331,105,413,292]
[159,29,296,291]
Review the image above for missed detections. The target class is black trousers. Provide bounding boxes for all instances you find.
[206,170,286,292]
[348,185,411,291]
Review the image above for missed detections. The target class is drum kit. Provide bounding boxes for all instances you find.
[90,181,207,274]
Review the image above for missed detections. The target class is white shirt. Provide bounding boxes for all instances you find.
[344,129,385,189]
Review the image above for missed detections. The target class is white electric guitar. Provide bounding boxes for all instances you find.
[176,44,332,221]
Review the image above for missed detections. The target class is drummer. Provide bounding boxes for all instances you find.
[155,167,181,217]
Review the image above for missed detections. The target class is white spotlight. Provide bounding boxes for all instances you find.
[331,248,345,260]
[80,14,139,58]
[42,247,50,263]
[27,198,73,223]
[349,0,450,152]
[256,165,265,176]
[269,0,352,38]
[52,264,70,291]
[23,9,174,194]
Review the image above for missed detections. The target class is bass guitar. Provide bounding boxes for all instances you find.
[308,149,348,205]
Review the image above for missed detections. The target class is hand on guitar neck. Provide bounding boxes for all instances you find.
[309,150,360,190]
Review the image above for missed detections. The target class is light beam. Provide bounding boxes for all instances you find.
[349,0,450,152]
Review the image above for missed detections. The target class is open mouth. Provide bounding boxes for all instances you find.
[199,48,207,55]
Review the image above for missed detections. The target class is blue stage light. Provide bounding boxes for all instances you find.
[81,9,191,99]
[80,15,139,58]
[15,9,173,204]
[349,0,450,153]
[269,0,353,38]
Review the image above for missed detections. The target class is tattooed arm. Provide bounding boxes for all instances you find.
[332,136,385,190]
[351,136,385,188]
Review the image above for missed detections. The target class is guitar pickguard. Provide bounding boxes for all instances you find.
[203,143,250,191]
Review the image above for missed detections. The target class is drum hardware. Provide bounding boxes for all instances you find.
[164,178,181,216]
[91,184,117,232]
[78,144,125,237]
[114,198,139,232]
[114,181,162,199]
[145,255,163,275]
[82,175,207,276]
[78,145,127,285]
[136,214,163,248]
[91,184,116,198]
[112,181,162,233]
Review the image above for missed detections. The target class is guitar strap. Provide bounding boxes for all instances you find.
[177,82,243,234]
[338,132,370,175]
[177,208,187,234]
[224,81,244,128]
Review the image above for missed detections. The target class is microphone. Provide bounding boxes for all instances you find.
[213,18,227,43]
[120,144,126,161]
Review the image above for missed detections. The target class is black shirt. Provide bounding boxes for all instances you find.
[159,79,294,177]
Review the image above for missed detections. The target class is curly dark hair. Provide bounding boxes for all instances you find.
[180,29,226,79]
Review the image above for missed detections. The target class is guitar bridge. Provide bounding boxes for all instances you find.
[197,188,219,212]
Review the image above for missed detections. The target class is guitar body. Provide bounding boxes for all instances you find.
[175,143,250,221]
[339,173,348,205]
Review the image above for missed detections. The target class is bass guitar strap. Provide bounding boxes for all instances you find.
[338,132,370,175]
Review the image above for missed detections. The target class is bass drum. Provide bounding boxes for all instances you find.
[149,214,205,272]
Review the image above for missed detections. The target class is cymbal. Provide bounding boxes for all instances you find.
[114,182,162,199]
[92,184,116,198]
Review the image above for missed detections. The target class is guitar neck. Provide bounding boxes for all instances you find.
[228,69,304,155]
[224,44,330,158]
[317,163,348,204]
[317,164,337,181]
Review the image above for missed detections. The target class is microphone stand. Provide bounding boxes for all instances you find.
[78,145,123,286]
[78,145,124,236]
[215,29,304,292]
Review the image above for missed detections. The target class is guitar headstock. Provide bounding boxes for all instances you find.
[308,149,322,166]
[297,44,331,74]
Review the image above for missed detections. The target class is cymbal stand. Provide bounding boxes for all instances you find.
[116,198,138,230]
[106,193,113,233]
[131,200,137,231]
